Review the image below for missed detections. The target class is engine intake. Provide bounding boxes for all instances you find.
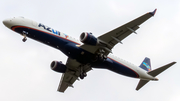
[80,32,98,45]
[50,61,67,73]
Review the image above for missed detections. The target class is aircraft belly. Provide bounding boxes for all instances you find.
[109,60,139,78]
[104,58,139,78]
[92,57,139,78]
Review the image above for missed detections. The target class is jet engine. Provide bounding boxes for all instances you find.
[80,32,98,45]
[50,61,67,73]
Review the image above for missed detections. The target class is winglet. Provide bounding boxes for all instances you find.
[149,9,157,16]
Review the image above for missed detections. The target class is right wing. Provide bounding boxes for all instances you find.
[58,70,79,92]
[57,58,81,92]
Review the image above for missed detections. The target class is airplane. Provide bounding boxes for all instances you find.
[3,9,176,93]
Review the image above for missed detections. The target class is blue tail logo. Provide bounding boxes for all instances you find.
[139,57,151,71]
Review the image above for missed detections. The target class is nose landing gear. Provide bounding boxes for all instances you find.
[22,36,27,42]
[22,31,28,42]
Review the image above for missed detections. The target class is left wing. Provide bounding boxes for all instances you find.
[80,9,157,55]
[57,58,91,92]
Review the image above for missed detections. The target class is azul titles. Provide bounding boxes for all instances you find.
[38,23,60,36]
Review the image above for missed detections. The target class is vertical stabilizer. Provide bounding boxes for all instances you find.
[139,57,151,71]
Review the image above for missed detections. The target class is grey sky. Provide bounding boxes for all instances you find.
[1,0,180,101]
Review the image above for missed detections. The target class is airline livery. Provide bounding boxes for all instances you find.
[3,9,176,92]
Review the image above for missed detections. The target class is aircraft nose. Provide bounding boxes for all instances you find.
[3,18,13,29]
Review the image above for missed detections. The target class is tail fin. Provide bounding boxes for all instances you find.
[136,61,176,91]
[139,57,151,71]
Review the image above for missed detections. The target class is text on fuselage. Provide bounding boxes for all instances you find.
[38,23,60,36]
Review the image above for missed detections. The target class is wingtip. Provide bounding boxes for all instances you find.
[149,9,157,16]
[172,61,177,65]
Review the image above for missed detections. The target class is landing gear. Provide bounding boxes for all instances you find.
[22,31,28,42]
[80,72,87,79]
[22,37,27,42]
[98,53,107,61]
[79,65,88,79]
[93,49,107,62]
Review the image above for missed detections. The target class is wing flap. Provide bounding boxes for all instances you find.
[109,25,139,46]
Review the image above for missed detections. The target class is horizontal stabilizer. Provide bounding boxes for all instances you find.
[136,61,176,91]
[148,62,176,77]
[136,80,149,90]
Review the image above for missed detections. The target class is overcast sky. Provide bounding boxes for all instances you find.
[1,0,180,101]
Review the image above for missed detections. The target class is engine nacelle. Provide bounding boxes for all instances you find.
[50,61,67,73]
[80,32,98,45]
